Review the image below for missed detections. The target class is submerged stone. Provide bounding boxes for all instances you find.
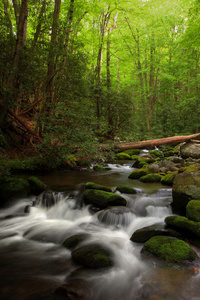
[142,236,197,262]
[71,244,114,269]
[85,182,112,192]
[54,280,92,300]
[62,233,91,250]
[83,189,127,208]
[97,206,136,226]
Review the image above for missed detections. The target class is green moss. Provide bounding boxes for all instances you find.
[115,152,131,160]
[178,166,200,173]
[128,168,149,179]
[160,171,178,186]
[149,150,163,158]
[142,236,197,262]
[165,215,200,238]
[0,177,30,205]
[84,189,127,208]
[186,200,200,222]
[124,149,140,156]
[28,176,46,196]
[116,185,137,194]
[71,244,113,269]
[140,173,162,183]
[62,234,90,250]
[93,165,105,171]
[85,182,112,192]
[131,155,140,160]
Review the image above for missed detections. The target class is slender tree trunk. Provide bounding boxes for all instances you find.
[31,0,46,52]
[0,0,28,128]
[2,0,13,35]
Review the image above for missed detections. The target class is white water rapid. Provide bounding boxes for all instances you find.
[0,164,199,300]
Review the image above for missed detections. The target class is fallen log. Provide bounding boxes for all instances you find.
[118,133,200,151]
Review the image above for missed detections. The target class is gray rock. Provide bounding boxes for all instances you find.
[180,142,200,159]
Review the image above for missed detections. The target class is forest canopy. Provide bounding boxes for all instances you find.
[0,0,200,159]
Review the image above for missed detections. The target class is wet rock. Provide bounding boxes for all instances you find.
[180,142,200,159]
[186,200,200,222]
[83,189,127,209]
[71,243,114,269]
[0,177,30,206]
[172,170,200,214]
[130,223,182,243]
[97,206,136,226]
[54,279,92,300]
[28,176,46,196]
[141,236,197,262]
[24,205,31,213]
[148,164,160,173]
[165,215,200,239]
[115,152,131,160]
[37,191,57,208]
[160,171,178,186]
[116,185,137,194]
[139,173,162,183]
[128,168,149,179]
[85,182,112,192]
[62,234,91,250]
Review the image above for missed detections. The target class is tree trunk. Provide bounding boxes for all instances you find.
[118,133,200,150]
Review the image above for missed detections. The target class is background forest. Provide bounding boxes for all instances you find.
[1,0,200,162]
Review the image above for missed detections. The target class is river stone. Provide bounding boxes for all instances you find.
[85,182,112,192]
[160,171,178,186]
[54,279,92,300]
[186,200,200,222]
[148,164,160,173]
[139,173,162,183]
[130,223,182,243]
[180,142,200,159]
[83,189,127,208]
[62,233,91,250]
[71,244,114,269]
[141,236,197,262]
[172,170,200,214]
[97,206,136,226]
[0,177,30,206]
[165,215,200,239]
[116,185,137,194]
[128,168,149,179]
[28,176,46,196]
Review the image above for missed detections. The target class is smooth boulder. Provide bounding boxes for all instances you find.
[83,189,127,209]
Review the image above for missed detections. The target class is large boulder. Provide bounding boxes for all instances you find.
[186,200,200,222]
[165,215,200,239]
[0,177,30,206]
[141,236,197,262]
[172,170,200,214]
[71,244,114,269]
[180,142,200,159]
[83,189,127,209]
[130,223,182,243]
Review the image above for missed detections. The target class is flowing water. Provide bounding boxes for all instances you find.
[0,163,200,300]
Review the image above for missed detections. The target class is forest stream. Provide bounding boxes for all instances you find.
[1,162,200,300]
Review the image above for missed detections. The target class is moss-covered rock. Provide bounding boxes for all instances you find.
[93,165,105,171]
[128,168,149,180]
[165,215,200,239]
[62,233,91,250]
[97,206,135,226]
[85,182,112,192]
[28,176,46,196]
[178,165,200,173]
[0,177,30,206]
[116,185,137,194]
[131,155,140,160]
[160,171,178,186]
[130,223,182,243]
[149,150,163,158]
[124,149,140,156]
[186,200,200,222]
[139,173,162,183]
[83,189,127,208]
[71,244,114,269]
[132,156,155,168]
[172,170,200,215]
[115,152,131,160]
[141,236,197,262]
